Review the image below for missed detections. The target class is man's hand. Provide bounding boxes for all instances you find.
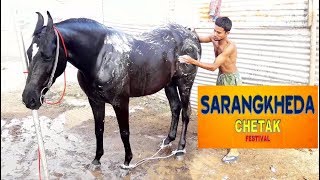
[178,55,193,64]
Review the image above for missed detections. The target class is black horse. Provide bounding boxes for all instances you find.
[22,11,201,168]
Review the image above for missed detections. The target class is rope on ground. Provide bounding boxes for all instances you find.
[120,139,186,169]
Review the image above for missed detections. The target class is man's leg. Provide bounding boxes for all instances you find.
[221,72,242,163]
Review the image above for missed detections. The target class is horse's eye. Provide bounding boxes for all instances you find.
[41,52,52,61]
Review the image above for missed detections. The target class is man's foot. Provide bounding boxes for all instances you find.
[222,155,238,163]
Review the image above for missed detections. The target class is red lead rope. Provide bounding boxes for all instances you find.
[53,26,68,59]
[44,72,67,105]
[38,148,41,180]
[44,26,68,105]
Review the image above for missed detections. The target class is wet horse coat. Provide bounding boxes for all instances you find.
[22,12,201,167]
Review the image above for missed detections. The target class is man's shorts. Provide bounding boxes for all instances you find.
[216,71,242,86]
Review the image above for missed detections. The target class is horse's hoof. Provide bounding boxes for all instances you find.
[87,163,101,171]
[92,159,101,166]
[161,138,173,148]
[87,159,101,171]
[163,138,172,145]
[120,164,135,169]
[118,168,130,177]
[175,152,185,161]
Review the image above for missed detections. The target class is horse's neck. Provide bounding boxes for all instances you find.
[57,26,107,74]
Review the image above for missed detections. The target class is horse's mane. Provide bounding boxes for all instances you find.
[58,18,100,25]
[55,18,108,32]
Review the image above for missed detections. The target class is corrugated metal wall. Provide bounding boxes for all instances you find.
[187,0,319,108]
[194,0,312,85]
[102,0,318,108]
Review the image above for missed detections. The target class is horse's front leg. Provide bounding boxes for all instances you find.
[112,97,133,167]
[89,99,106,166]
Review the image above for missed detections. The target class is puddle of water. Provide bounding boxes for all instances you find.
[1,105,149,179]
[1,114,99,179]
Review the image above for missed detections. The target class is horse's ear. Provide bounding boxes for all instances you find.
[46,11,54,32]
[33,12,44,35]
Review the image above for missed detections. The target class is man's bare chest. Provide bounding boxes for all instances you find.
[213,42,230,57]
[214,45,224,57]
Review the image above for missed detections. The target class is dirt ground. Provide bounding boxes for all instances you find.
[1,81,319,180]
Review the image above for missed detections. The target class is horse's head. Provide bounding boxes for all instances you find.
[22,11,67,109]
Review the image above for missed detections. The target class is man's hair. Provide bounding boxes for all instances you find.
[215,17,232,32]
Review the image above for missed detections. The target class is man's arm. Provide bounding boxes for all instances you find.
[179,53,226,71]
[193,29,213,43]
[179,45,233,71]
[198,35,212,43]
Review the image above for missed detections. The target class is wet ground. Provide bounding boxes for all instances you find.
[1,60,319,179]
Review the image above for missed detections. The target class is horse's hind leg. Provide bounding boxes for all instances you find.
[163,81,182,145]
[89,99,106,166]
[175,75,195,157]
[112,97,133,167]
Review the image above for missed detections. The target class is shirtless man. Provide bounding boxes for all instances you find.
[179,17,241,163]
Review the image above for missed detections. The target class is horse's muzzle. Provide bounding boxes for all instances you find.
[22,89,41,110]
